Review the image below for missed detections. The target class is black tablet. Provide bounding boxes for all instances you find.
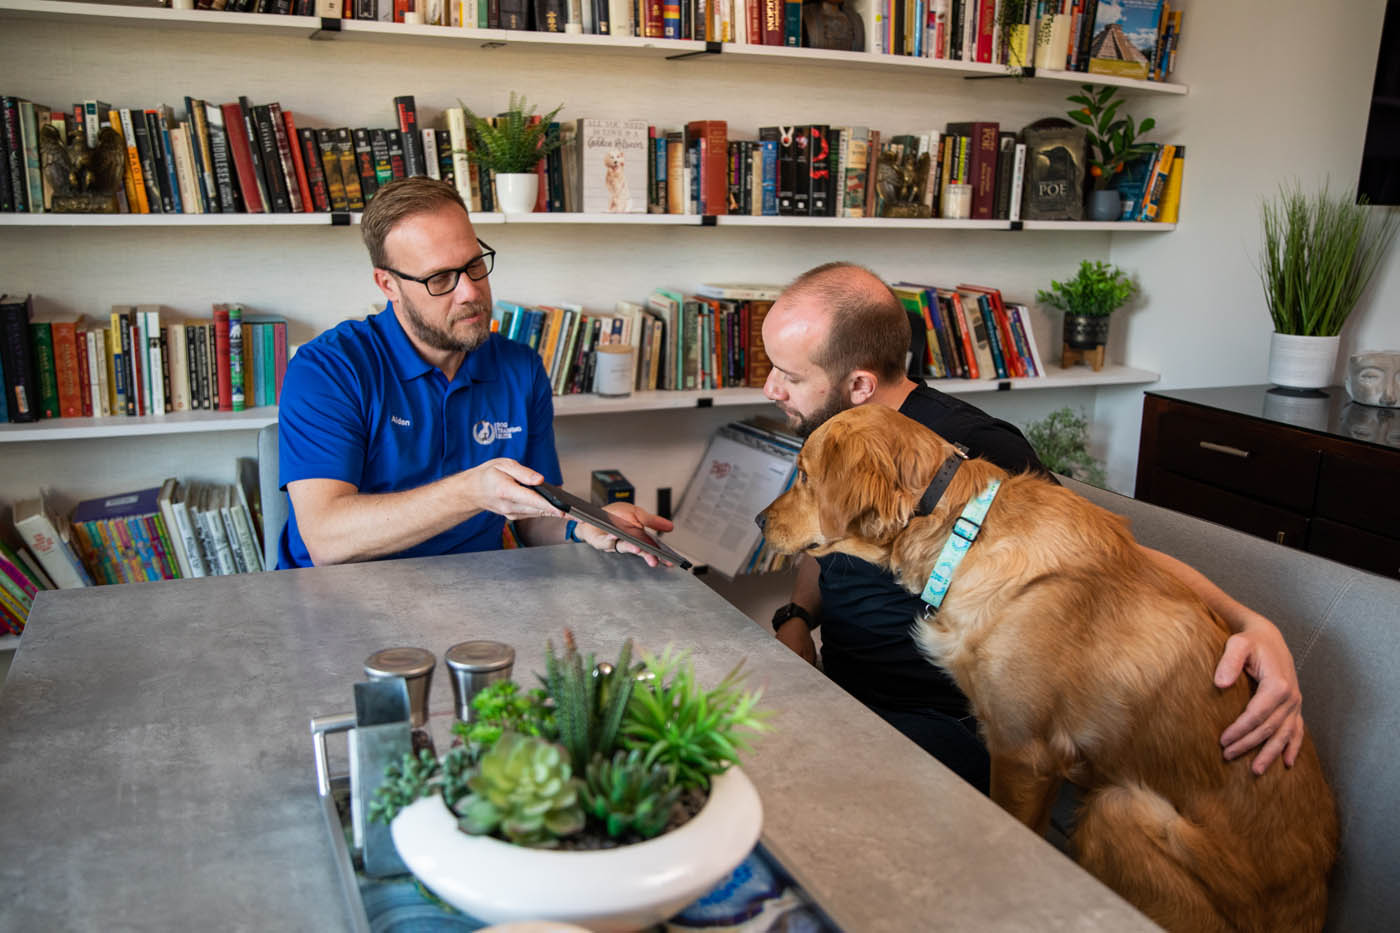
[535,482,693,570]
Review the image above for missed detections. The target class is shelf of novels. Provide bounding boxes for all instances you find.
[0,366,1158,442]
[0,0,1187,96]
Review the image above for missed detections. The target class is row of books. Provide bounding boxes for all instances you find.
[0,532,53,635]
[0,295,288,424]
[1114,142,1180,222]
[893,283,1048,381]
[489,282,776,395]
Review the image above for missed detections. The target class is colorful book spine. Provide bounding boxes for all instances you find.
[228,304,245,412]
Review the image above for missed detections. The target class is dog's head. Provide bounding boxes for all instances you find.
[758,405,953,565]
[604,150,625,171]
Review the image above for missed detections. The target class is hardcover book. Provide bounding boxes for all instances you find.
[576,119,648,213]
[1088,0,1164,81]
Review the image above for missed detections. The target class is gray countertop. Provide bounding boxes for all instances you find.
[0,544,1154,932]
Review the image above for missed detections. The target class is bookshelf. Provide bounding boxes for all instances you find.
[0,0,1179,536]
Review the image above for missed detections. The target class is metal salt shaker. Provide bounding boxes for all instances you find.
[445,640,516,722]
[363,646,436,729]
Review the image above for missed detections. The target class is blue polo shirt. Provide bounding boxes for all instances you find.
[276,305,562,569]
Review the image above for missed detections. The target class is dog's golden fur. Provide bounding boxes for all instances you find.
[760,404,1338,933]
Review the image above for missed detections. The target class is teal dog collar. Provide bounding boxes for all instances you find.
[919,479,1002,611]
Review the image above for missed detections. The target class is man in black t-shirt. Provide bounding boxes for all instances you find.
[759,262,1307,792]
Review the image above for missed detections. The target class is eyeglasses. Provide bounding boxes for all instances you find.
[384,239,496,297]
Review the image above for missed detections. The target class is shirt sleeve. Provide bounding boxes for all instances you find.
[278,343,370,490]
[521,351,563,485]
[965,420,1056,481]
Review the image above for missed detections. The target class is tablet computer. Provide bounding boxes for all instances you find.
[535,482,693,570]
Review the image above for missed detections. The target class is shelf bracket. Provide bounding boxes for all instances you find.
[310,17,342,40]
[1009,221,1023,231]
[330,212,352,226]
[700,215,717,226]
[964,65,1035,81]
[666,41,723,61]
[996,381,1012,391]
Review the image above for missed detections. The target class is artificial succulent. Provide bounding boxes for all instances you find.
[452,731,585,848]
[581,748,681,840]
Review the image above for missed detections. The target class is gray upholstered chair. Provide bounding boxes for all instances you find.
[256,422,289,571]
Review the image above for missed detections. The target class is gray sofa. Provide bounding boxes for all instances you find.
[1062,478,1398,932]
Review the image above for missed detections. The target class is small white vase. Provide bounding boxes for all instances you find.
[1268,332,1341,390]
[495,173,539,214]
[391,766,762,931]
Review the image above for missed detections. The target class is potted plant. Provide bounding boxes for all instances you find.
[460,92,565,214]
[1023,406,1108,487]
[1258,181,1399,390]
[371,633,769,930]
[1066,84,1157,221]
[1036,259,1138,371]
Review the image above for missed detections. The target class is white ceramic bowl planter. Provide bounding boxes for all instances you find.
[390,766,763,931]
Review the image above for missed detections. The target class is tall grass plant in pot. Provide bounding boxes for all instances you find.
[460,93,564,214]
[1259,182,1399,389]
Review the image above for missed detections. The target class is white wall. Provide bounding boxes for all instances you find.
[1100,0,1398,490]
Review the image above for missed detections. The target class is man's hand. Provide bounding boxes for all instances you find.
[572,502,675,567]
[776,617,817,666]
[1215,619,1305,775]
[460,459,562,521]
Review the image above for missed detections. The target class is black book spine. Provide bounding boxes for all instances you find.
[792,125,810,216]
[316,128,348,211]
[0,297,38,422]
[1,98,26,213]
[184,323,201,409]
[0,101,14,212]
[546,122,563,211]
[825,128,841,216]
[533,0,565,31]
[237,96,273,213]
[808,124,829,217]
[435,129,454,188]
[592,0,608,33]
[119,316,136,415]
[499,0,527,29]
[159,327,173,413]
[251,105,291,212]
[138,111,172,213]
[369,128,393,188]
[393,96,425,178]
[488,0,501,27]
[387,129,406,180]
[352,128,377,201]
[205,104,239,213]
[298,129,330,211]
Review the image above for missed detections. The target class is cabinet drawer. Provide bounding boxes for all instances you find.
[1307,518,1400,580]
[1145,469,1310,548]
[1316,453,1400,539]
[1156,411,1321,510]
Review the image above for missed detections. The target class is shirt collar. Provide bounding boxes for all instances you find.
[376,302,499,385]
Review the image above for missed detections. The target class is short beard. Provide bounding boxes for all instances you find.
[791,388,852,438]
[399,293,490,354]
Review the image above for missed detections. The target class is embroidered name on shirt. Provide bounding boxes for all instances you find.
[473,420,524,444]
[391,415,411,427]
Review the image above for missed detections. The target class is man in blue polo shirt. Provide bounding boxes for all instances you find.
[277,177,670,569]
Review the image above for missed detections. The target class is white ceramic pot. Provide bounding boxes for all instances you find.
[495,173,539,214]
[1268,332,1341,390]
[390,766,763,931]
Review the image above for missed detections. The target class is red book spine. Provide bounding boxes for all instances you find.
[976,0,996,62]
[297,129,331,211]
[762,0,783,44]
[971,124,998,220]
[273,321,288,403]
[76,330,93,416]
[282,111,315,213]
[219,102,265,213]
[685,120,729,215]
[645,0,664,37]
[51,321,83,418]
[745,0,760,44]
[213,305,233,412]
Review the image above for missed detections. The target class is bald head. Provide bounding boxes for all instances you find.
[773,262,910,383]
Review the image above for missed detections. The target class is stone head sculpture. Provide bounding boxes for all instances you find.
[1345,350,1400,408]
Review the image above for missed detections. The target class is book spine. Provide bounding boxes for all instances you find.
[394,96,426,178]
[251,104,291,212]
[317,129,348,210]
[335,128,364,210]
[278,107,313,212]
[298,129,331,211]
[213,306,232,412]
[352,127,378,203]
[204,104,238,212]
[220,102,263,212]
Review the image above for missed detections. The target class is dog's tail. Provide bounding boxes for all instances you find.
[1074,784,1325,933]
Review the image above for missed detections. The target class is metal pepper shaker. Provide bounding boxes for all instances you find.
[444,640,516,722]
[363,646,436,729]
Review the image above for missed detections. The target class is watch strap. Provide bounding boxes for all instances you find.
[772,602,817,632]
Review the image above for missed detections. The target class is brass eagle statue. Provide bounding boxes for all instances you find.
[39,123,127,212]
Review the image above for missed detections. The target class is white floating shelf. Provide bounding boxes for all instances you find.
[0,634,19,651]
[1020,220,1176,231]
[0,367,1158,441]
[502,212,701,225]
[0,408,277,443]
[0,0,1187,94]
[716,216,1009,230]
[0,212,503,227]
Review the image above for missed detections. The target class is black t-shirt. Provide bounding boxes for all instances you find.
[817,386,1048,716]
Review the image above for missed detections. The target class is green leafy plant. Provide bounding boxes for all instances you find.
[1023,407,1108,488]
[1037,259,1138,317]
[622,648,770,791]
[369,744,477,825]
[581,748,681,840]
[1067,84,1156,191]
[459,92,564,175]
[545,632,642,774]
[1259,181,1400,336]
[453,731,586,848]
[460,680,553,751]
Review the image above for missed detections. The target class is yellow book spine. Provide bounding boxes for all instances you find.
[1158,146,1185,224]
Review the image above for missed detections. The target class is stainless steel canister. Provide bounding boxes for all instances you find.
[363,646,436,729]
[444,640,516,723]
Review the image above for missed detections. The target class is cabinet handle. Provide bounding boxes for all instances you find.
[1199,441,1251,459]
[1276,531,1287,544]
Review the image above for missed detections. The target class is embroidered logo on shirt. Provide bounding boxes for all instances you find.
[391,415,411,427]
[473,420,524,444]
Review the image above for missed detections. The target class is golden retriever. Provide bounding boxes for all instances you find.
[759,404,1338,933]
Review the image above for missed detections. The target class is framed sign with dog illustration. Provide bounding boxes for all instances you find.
[577,118,648,214]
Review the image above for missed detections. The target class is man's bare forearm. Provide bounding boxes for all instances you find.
[293,474,483,565]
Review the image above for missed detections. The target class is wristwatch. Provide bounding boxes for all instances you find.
[771,602,817,632]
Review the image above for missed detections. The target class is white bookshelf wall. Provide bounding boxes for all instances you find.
[0,2,1173,519]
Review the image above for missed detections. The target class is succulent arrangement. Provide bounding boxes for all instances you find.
[371,631,769,849]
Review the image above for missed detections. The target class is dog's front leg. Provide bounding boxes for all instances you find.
[989,753,1062,837]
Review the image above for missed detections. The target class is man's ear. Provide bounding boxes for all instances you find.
[847,369,879,406]
[372,268,399,303]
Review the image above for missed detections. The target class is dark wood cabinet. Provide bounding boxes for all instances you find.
[1137,388,1400,581]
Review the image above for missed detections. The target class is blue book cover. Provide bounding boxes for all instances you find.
[760,140,778,216]
[159,121,183,213]
[0,345,8,423]
[977,297,1009,379]
[653,132,667,209]
[72,487,162,524]
[1114,145,1160,220]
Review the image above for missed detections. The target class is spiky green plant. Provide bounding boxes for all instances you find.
[1259,181,1399,336]
[453,731,585,848]
[458,93,564,175]
[622,648,770,792]
[544,632,642,774]
[1037,259,1137,318]
[581,748,682,840]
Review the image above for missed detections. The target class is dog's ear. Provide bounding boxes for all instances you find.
[815,429,912,543]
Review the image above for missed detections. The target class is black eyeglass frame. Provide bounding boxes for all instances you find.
[383,239,496,297]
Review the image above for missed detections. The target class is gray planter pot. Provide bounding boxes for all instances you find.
[1087,189,1123,221]
[1063,314,1110,349]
